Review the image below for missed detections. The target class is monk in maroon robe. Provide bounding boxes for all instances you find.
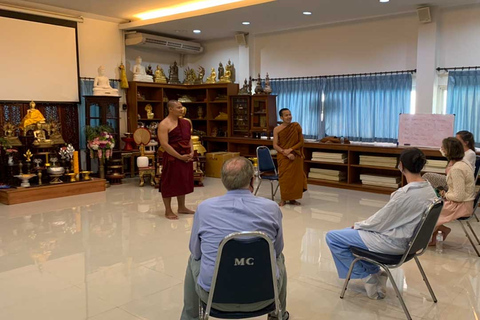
[158,100,195,220]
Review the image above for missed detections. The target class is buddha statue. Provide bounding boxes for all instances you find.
[218,70,232,83]
[205,68,216,84]
[154,65,167,83]
[180,107,206,156]
[169,61,180,84]
[93,66,120,96]
[226,60,235,83]
[119,63,129,89]
[33,122,53,147]
[48,121,65,145]
[239,79,250,95]
[3,122,22,146]
[264,72,272,95]
[20,101,46,131]
[195,66,205,84]
[133,56,153,82]
[218,62,224,80]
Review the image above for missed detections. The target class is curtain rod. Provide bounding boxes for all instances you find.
[265,69,416,81]
[80,77,120,82]
[437,66,480,72]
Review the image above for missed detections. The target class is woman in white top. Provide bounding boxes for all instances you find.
[456,131,476,169]
[431,137,476,245]
[423,130,477,190]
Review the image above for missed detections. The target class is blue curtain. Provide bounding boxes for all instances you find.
[270,78,325,139]
[78,79,119,149]
[447,71,480,147]
[323,74,412,142]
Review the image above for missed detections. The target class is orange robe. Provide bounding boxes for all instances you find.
[277,122,307,200]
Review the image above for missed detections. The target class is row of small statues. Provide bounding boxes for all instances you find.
[132,56,237,85]
[237,73,273,95]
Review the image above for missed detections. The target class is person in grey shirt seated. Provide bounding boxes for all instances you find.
[181,156,288,320]
[326,148,438,300]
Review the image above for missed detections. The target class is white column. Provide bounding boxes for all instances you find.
[237,40,250,85]
[415,7,439,114]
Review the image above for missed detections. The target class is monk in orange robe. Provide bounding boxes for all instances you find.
[158,100,195,220]
[273,108,307,206]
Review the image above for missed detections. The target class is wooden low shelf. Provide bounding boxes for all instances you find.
[0,178,106,205]
[203,136,480,195]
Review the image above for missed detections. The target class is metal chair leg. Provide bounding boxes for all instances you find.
[414,256,437,303]
[459,221,480,257]
[340,258,359,298]
[254,179,263,196]
[474,212,480,223]
[273,183,279,198]
[466,221,480,245]
[382,266,412,320]
[270,181,274,200]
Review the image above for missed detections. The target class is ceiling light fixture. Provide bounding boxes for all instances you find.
[303,11,312,15]
[193,29,202,33]
[135,0,276,21]
[242,21,251,25]
[379,0,390,3]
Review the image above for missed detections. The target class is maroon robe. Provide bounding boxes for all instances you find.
[160,118,194,198]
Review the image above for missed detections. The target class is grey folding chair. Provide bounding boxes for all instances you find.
[457,189,480,257]
[340,199,444,320]
[254,146,279,201]
[199,231,283,320]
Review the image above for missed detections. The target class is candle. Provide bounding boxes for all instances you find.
[73,151,80,174]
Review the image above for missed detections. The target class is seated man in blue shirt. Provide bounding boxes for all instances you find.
[181,156,288,320]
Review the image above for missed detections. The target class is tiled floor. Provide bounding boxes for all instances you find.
[0,178,479,319]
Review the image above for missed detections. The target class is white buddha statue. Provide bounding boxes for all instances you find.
[133,56,153,82]
[93,66,120,96]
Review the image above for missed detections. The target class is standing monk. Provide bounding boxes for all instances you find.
[273,108,307,206]
[158,100,195,219]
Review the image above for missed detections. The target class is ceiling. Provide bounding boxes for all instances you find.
[4,0,480,41]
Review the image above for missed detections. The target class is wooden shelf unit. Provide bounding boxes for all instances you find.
[126,82,238,136]
[202,137,461,195]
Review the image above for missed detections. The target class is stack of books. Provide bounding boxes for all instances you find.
[359,155,397,168]
[423,159,448,174]
[309,168,346,182]
[311,152,347,163]
[360,174,400,189]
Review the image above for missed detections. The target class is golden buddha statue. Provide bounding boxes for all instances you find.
[3,122,22,146]
[218,70,232,83]
[205,68,216,84]
[33,122,53,147]
[180,107,206,155]
[48,121,65,145]
[20,101,46,131]
[154,65,167,83]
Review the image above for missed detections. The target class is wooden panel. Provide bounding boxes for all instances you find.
[0,178,106,205]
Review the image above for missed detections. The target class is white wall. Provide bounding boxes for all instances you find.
[437,5,480,68]
[253,14,419,78]
[77,18,124,79]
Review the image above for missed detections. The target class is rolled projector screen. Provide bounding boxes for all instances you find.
[0,15,79,102]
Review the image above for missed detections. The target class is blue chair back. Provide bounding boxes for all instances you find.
[256,146,276,174]
[204,232,281,319]
[474,156,480,179]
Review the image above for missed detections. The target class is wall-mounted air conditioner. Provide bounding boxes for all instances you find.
[125,32,204,54]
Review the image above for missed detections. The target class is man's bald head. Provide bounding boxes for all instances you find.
[221,157,254,191]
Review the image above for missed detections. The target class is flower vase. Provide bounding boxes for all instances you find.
[99,158,105,179]
[8,156,14,166]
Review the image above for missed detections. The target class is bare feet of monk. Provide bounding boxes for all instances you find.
[279,201,286,207]
[165,211,179,220]
[178,207,195,215]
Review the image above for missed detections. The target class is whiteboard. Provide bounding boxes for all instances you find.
[398,114,455,148]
